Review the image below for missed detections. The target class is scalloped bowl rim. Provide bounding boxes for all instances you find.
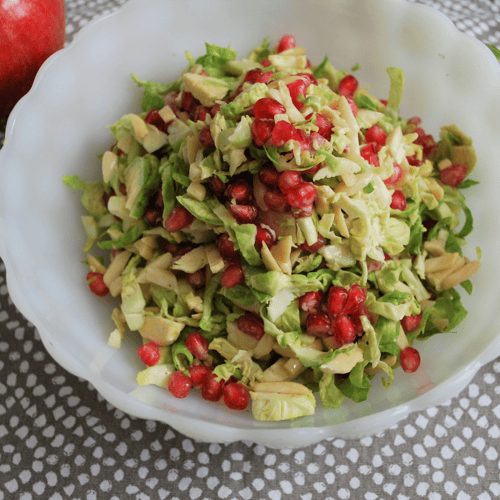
[1,0,500,448]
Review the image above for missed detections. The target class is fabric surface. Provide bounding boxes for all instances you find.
[1,1,500,498]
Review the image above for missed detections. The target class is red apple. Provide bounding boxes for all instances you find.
[0,0,66,117]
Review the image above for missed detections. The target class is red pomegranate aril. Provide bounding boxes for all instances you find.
[360,143,380,167]
[300,233,325,253]
[193,105,208,122]
[263,189,289,212]
[251,118,274,146]
[201,374,225,402]
[86,271,109,297]
[210,103,221,117]
[407,116,422,127]
[225,179,252,204]
[258,164,280,187]
[188,364,213,387]
[229,204,259,224]
[185,332,209,360]
[365,125,387,146]
[181,91,198,113]
[407,153,424,167]
[338,74,358,96]
[278,170,302,193]
[237,312,265,340]
[253,97,286,119]
[218,233,239,261]
[164,205,194,232]
[221,263,245,288]
[390,190,407,211]
[297,72,318,86]
[286,182,317,209]
[199,126,214,148]
[343,284,367,315]
[223,382,250,410]
[332,314,357,345]
[187,268,206,289]
[350,305,374,336]
[255,223,277,249]
[168,371,193,399]
[439,163,467,188]
[277,34,296,53]
[401,313,423,333]
[384,162,403,186]
[306,113,332,140]
[137,342,160,366]
[291,204,315,219]
[261,58,272,67]
[291,127,310,151]
[400,346,421,373]
[144,207,162,226]
[306,311,332,338]
[271,120,297,147]
[327,286,348,316]
[245,68,273,84]
[298,290,324,312]
[208,175,226,196]
[144,110,167,133]
[287,78,308,110]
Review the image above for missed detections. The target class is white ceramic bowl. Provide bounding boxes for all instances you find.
[1,0,500,449]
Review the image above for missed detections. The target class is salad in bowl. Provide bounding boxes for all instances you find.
[65,35,480,422]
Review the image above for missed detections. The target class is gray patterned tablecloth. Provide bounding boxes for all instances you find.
[1,1,500,499]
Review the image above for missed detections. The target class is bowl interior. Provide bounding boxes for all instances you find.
[1,0,500,444]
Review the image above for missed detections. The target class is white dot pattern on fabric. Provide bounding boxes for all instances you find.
[1,0,500,498]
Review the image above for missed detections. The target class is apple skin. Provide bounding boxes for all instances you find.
[0,0,66,117]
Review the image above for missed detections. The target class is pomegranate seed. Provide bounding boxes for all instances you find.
[223,382,250,410]
[263,189,289,212]
[407,116,422,127]
[271,120,297,147]
[119,184,127,195]
[237,312,265,340]
[245,68,273,84]
[229,204,259,224]
[296,72,318,86]
[343,284,367,315]
[185,332,209,360]
[255,223,277,249]
[287,79,308,110]
[261,58,272,67]
[384,162,403,186]
[332,314,357,345]
[168,371,193,399]
[439,163,467,188]
[253,98,286,119]
[286,182,317,208]
[144,110,167,133]
[401,313,422,333]
[144,207,162,226]
[360,143,380,167]
[327,286,348,316]
[199,126,214,147]
[350,305,374,336]
[390,190,407,210]
[221,262,245,288]
[338,74,358,96]
[400,346,421,373]
[258,164,280,187]
[181,91,198,113]
[188,364,213,387]
[345,96,358,117]
[365,125,387,146]
[251,118,274,146]
[306,311,332,337]
[300,233,325,253]
[306,113,332,140]
[208,175,226,196]
[210,104,221,117]
[277,34,296,53]
[407,153,424,167]
[137,342,160,366]
[225,179,252,204]
[291,204,315,219]
[86,271,109,297]
[192,105,208,122]
[298,290,324,312]
[187,268,206,289]
[291,128,310,151]
[218,233,239,261]
[201,374,225,402]
[164,205,194,232]
[278,170,302,193]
